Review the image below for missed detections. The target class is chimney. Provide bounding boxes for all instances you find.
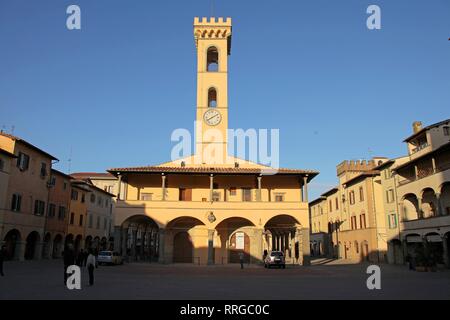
[413,121,423,134]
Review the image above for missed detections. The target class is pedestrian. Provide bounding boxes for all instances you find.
[86,249,96,286]
[63,244,75,285]
[0,245,7,276]
[76,249,84,267]
[83,249,88,267]
[239,251,244,269]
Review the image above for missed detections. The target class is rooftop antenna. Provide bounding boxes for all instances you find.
[11,125,15,135]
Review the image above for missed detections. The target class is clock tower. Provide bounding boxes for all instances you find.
[193,17,232,164]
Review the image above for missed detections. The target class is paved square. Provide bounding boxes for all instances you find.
[1,259,449,300]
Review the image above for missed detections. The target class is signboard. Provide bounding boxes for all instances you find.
[235,232,245,250]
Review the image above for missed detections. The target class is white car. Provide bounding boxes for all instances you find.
[97,251,123,265]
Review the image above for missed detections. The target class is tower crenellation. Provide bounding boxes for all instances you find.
[336,159,377,176]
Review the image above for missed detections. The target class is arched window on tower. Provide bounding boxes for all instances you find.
[206,47,219,71]
[208,88,217,107]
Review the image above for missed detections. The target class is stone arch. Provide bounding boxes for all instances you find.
[167,216,206,264]
[264,215,301,262]
[402,193,419,221]
[215,217,255,264]
[206,46,219,71]
[74,234,83,253]
[122,214,160,262]
[24,231,41,260]
[65,234,74,249]
[42,232,52,259]
[421,188,437,218]
[439,182,450,216]
[52,234,63,258]
[3,229,21,260]
[85,235,93,250]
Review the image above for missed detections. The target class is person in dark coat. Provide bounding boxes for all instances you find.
[0,245,7,276]
[63,244,75,285]
[76,249,84,267]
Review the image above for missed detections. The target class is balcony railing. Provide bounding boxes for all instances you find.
[411,142,429,154]
[397,161,450,186]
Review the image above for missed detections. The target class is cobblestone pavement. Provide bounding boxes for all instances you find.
[1,259,449,300]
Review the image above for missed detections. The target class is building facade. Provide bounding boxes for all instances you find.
[0,133,57,261]
[108,17,318,265]
[43,169,72,258]
[310,158,389,263]
[394,120,450,267]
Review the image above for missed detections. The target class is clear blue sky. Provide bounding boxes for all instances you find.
[1,0,449,200]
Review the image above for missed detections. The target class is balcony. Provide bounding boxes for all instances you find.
[409,143,432,160]
[397,161,450,187]
[116,199,308,211]
[401,214,450,232]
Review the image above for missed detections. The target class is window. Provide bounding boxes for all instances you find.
[63,182,67,190]
[386,189,395,203]
[70,212,75,225]
[11,194,22,211]
[212,191,221,202]
[351,216,357,230]
[140,193,153,201]
[179,188,192,201]
[34,200,45,216]
[90,194,96,203]
[89,214,93,228]
[208,88,217,107]
[81,193,85,203]
[48,203,56,218]
[0,159,4,171]
[443,126,450,136]
[71,190,78,201]
[242,188,252,202]
[229,188,237,196]
[16,152,30,171]
[96,216,100,229]
[206,47,219,71]
[329,200,332,212]
[359,187,364,202]
[104,218,107,230]
[79,215,83,226]
[40,163,47,178]
[58,206,66,220]
[388,213,397,229]
[98,197,102,206]
[349,191,355,205]
[360,214,367,229]
[335,197,339,210]
[275,193,284,202]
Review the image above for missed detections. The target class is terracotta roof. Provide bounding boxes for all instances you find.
[309,196,326,206]
[108,166,319,180]
[0,148,17,158]
[343,170,380,186]
[51,169,73,180]
[70,172,115,179]
[0,132,58,160]
[321,187,339,197]
[403,119,450,142]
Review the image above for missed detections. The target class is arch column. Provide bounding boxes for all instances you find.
[45,239,54,259]
[436,193,444,216]
[207,229,215,265]
[158,229,166,264]
[417,197,423,218]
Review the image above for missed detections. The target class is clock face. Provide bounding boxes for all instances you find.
[203,109,222,126]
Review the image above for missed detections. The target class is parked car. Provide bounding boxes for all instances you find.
[97,251,123,265]
[264,251,286,268]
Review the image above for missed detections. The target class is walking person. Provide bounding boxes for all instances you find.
[239,251,244,269]
[0,245,7,276]
[86,249,96,286]
[63,244,75,285]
